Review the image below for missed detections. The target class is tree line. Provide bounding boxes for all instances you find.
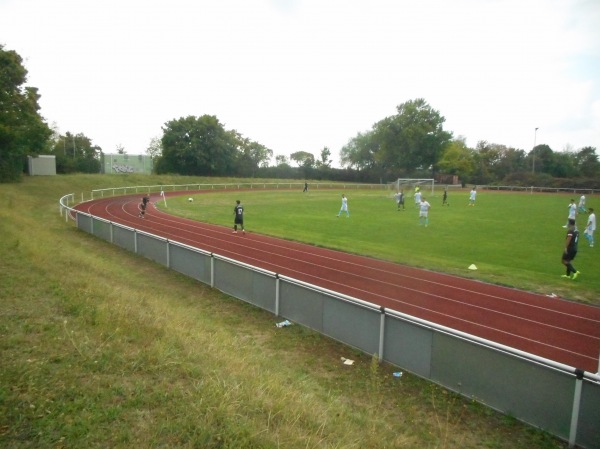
[2,45,598,187]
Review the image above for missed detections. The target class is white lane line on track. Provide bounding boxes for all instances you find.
[91,197,600,333]
[80,197,599,364]
[100,201,600,349]
[144,203,600,320]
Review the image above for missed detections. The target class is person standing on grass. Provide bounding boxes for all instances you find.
[442,186,449,206]
[419,197,431,227]
[414,189,422,207]
[303,182,308,193]
[578,194,586,213]
[337,194,349,217]
[584,208,596,247]
[468,187,477,206]
[561,218,580,280]
[564,199,577,228]
[395,190,405,210]
[233,200,245,234]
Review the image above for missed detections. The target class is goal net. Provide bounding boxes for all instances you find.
[388,178,435,196]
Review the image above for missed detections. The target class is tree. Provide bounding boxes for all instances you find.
[574,146,599,178]
[290,151,315,168]
[437,138,475,181]
[229,130,273,177]
[275,155,289,166]
[471,141,503,184]
[551,151,578,178]
[339,131,379,170]
[49,131,101,174]
[316,147,332,168]
[0,45,52,182]
[146,136,163,166]
[157,115,237,176]
[373,99,452,176]
[528,144,554,176]
[493,147,527,180]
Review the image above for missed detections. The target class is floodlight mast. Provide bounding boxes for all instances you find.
[532,127,539,173]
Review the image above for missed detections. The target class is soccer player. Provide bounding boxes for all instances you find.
[395,191,405,210]
[442,187,449,206]
[578,195,586,213]
[337,194,349,217]
[303,182,308,193]
[139,195,149,218]
[414,189,422,207]
[232,200,245,234]
[468,187,477,206]
[563,199,577,228]
[419,196,431,227]
[561,218,580,279]
[584,208,596,247]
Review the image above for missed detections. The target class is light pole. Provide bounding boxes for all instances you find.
[532,127,539,173]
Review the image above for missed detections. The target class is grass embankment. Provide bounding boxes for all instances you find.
[0,174,570,448]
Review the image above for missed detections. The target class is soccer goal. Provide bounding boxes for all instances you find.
[389,178,435,196]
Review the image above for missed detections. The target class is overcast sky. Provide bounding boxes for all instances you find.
[1,0,599,166]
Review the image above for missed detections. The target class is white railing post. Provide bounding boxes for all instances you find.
[378,308,385,364]
[275,275,280,317]
[568,369,584,448]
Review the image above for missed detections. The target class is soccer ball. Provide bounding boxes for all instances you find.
[188,197,193,202]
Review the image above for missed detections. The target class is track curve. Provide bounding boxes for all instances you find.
[75,192,600,372]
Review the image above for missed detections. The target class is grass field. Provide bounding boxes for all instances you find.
[160,187,600,305]
[0,174,581,448]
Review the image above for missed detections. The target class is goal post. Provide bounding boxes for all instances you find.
[389,178,435,196]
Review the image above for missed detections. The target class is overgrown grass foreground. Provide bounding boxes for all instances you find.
[1,174,571,448]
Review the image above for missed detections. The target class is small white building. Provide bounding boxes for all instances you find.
[28,155,56,176]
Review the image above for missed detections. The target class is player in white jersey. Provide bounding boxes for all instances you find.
[564,199,577,228]
[468,187,477,206]
[414,190,422,207]
[419,197,431,227]
[578,195,586,213]
[584,208,596,247]
[337,194,349,217]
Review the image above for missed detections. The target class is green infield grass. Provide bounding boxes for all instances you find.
[161,187,599,305]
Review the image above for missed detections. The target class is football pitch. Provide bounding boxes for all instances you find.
[159,188,599,305]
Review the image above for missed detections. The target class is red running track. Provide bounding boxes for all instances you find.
[75,192,600,373]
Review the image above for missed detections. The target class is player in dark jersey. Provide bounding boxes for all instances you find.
[139,195,150,218]
[395,190,405,210]
[233,200,245,234]
[561,218,580,280]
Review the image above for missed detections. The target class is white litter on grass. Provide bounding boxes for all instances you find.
[393,372,403,378]
[275,320,291,328]
[340,357,354,365]
[545,293,558,298]
[468,264,478,270]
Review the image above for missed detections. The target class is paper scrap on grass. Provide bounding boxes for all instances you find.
[340,357,354,365]
[545,293,558,298]
[393,372,403,378]
[275,320,291,328]
[468,264,478,270]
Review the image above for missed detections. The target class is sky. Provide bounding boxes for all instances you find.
[1,0,599,167]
